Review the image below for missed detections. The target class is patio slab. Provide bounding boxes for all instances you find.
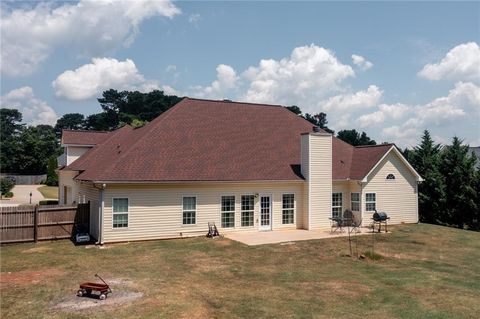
[224,228,374,246]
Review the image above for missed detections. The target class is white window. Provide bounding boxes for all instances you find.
[183,197,196,225]
[113,198,128,228]
[365,193,376,211]
[351,193,360,212]
[332,193,343,218]
[282,194,295,224]
[221,196,235,228]
[241,195,254,227]
[386,173,396,180]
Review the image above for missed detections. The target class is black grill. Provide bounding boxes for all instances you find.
[372,211,390,232]
[373,211,388,222]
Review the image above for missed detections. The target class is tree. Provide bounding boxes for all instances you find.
[470,169,480,230]
[409,130,446,224]
[54,113,85,138]
[438,136,477,229]
[304,112,334,134]
[337,129,377,146]
[1,109,24,173]
[0,178,15,199]
[16,125,58,175]
[286,105,302,115]
[45,156,58,186]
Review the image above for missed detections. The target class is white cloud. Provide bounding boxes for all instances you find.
[321,85,383,112]
[351,54,373,70]
[381,81,480,146]
[52,58,164,100]
[357,103,410,128]
[191,64,239,99]
[1,0,181,77]
[166,65,177,73]
[0,87,57,125]
[242,44,355,108]
[418,42,480,81]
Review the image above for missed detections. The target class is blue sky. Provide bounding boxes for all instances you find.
[1,1,479,147]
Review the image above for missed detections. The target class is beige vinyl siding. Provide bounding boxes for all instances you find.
[66,146,91,165]
[303,134,332,229]
[101,182,304,243]
[58,170,80,204]
[363,150,418,224]
[78,183,100,240]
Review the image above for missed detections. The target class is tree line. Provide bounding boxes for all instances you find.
[1,89,478,230]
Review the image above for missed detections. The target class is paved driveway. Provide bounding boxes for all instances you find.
[0,185,45,205]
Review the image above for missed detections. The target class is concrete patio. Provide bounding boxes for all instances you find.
[224,228,375,246]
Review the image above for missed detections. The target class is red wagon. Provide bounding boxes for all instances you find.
[77,274,112,300]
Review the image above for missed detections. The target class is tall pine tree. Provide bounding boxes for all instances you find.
[439,136,477,229]
[409,130,445,224]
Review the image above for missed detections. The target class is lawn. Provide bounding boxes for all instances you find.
[37,186,58,199]
[1,224,479,319]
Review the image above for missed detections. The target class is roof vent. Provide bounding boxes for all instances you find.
[313,126,321,132]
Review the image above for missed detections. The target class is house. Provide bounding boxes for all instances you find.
[58,98,423,244]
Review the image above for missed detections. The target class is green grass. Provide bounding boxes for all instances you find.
[1,224,479,318]
[37,186,58,199]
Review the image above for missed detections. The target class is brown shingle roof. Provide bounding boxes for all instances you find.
[61,130,111,146]
[63,98,393,182]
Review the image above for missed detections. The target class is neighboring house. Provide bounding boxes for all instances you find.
[469,147,480,170]
[58,98,423,244]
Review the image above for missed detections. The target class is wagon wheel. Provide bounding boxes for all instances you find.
[99,293,107,300]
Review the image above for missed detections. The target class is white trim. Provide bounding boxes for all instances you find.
[365,192,377,212]
[240,194,255,228]
[281,193,296,225]
[259,194,273,231]
[181,195,197,226]
[85,179,305,184]
[220,195,236,229]
[350,192,360,212]
[62,143,96,147]
[361,146,423,183]
[112,197,129,229]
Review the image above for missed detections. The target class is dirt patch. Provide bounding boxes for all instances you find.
[187,252,229,273]
[1,268,65,287]
[53,291,143,312]
[22,246,52,254]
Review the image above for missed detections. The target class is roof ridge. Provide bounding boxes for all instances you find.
[62,129,110,133]
[184,97,285,108]
[355,143,394,148]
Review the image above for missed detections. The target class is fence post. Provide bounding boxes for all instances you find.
[34,205,39,243]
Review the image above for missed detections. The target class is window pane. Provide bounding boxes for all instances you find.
[332,207,342,218]
[183,211,196,224]
[113,213,128,228]
[221,196,235,212]
[241,195,254,227]
[113,198,128,213]
[351,193,359,202]
[183,197,196,210]
[241,211,254,227]
[366,193,376,202]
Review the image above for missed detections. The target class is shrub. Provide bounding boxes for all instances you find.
[1,178,15,198]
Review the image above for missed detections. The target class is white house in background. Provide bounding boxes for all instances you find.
[58,98,422,244]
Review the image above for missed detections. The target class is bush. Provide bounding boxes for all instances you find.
[45,156,58,186]
[1,178,15,198]
[39,200,59,205]
[5,191,13,198]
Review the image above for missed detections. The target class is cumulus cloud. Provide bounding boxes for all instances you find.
[188,13,201,24]
[242,44,355,107]
[351,54,373,70]
[0,87,57,125]
[381,81,480,146]
[418,42,480,81]
[321,85,382,112]
[191,64,239,99]
[357,103,410,128]
[1,0,181,77]
[52,58,164,100]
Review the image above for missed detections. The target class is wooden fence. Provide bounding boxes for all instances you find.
[0,202,89,244]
